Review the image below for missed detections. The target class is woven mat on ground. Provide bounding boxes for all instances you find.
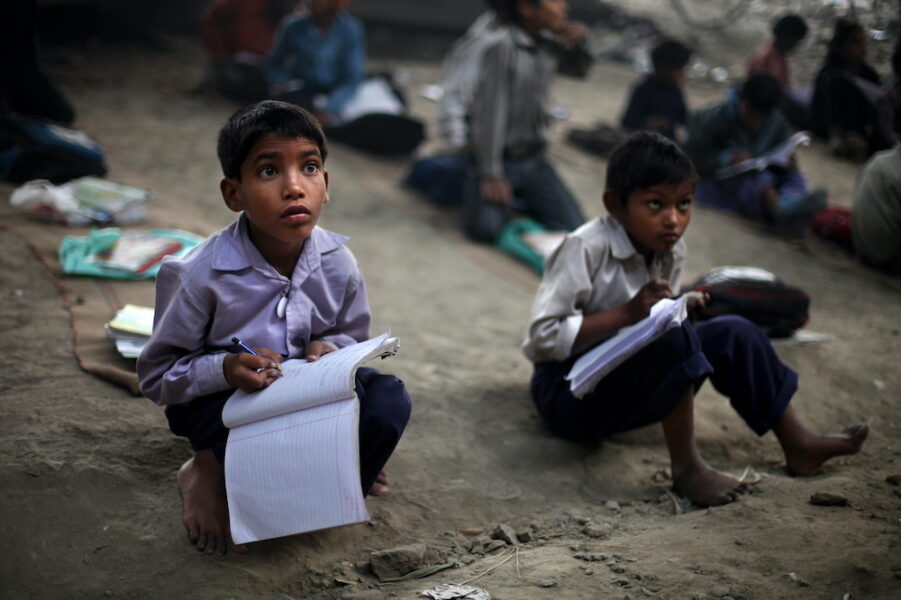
[2,210,161,395]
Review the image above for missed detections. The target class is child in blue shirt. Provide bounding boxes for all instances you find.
[137,100,411,555]
[523,132,867,507]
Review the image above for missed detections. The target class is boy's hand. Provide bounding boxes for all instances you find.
[554,21,588,46]
[305,340,335,362]
[480,177,512,204]
[223,348,283,392]
[627,279,673,323]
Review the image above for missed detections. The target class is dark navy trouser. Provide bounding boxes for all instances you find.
[530,316,797,443]
[165,367,412,496]
[462,152,586,242]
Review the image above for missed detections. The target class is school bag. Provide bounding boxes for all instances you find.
[689,266,810,338]
[0,115,107,184]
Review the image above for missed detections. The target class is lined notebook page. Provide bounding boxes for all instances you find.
[225,397,367,544]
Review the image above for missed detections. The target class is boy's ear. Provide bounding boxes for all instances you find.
[221,178,244,213]
[603,190,624,219]
[323,169,329,202]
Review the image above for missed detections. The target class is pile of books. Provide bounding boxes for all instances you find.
[94,231,184,275]
[10,176,151,225]
[106,304,154,359]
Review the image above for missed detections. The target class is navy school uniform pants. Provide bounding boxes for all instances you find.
[530,316,797,443]
[164,367,412,496]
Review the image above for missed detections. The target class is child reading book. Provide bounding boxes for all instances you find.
[522,132,867,507]
[137,100,411,554]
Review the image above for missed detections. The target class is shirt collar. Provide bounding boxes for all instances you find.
[211,214,350,275]
[604,215,687,262]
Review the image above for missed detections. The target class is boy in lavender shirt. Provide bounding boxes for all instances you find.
[137,100,411,555]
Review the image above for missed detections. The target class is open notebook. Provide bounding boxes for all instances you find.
[222,332,399,544]
[714,132,810,180]
[566,293,703,399]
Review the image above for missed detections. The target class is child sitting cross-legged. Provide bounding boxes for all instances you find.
[522,132,867,507]
[137,100,412,555]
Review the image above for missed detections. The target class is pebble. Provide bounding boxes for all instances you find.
[573,552,607,562]
[810,492,850,507]
[886,474,901,486]
[491,524,519,545]
[516,527,533,543]
[536,579,557,588]
[483,540,508,553]
[369,543,427,579]
[605,500,621,511]
[583,521,612,539]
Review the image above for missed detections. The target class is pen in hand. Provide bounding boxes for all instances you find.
[231,336,282,375]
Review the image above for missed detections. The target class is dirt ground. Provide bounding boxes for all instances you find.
[1,12,901,600]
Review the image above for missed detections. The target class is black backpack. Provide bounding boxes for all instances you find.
[689,267,810,338]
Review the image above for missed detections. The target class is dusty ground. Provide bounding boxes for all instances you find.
[1,14,901,600]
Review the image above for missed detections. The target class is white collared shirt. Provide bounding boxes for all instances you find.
[522,215,686,363]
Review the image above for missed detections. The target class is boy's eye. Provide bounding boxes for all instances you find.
[647,199,662,209]
[678,198,693,210]
[302,161,321,174]
[259,165,277,178]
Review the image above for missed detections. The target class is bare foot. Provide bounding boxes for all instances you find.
[369,469,390,497]
[177,450,246,555]
[783,423,869,477]
[672,465,749,507]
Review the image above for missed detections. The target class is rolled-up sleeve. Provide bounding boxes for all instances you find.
[522,236,595,363]
[137,263,232,406]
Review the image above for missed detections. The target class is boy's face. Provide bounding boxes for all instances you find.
[606,181,694,259]
[737,101,771,132]
[520,0,568,33]
[655,67,685,88]
[310,0,347,17]
[221,133,329,257]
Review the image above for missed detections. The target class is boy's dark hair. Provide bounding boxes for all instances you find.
[739,73,783,113]
[773,14,808,41]
[606,132,697,209]
[502,0,539,25]
[827,18,864,57]
[217,100,328,180]
[651,39,692,72]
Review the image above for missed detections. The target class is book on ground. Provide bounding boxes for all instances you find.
[566,293,702,399]
[105,304,154,359]
[222,331,400,544]
[714,132,810,180]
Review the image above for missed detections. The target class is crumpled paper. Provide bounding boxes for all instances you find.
[421,584,491,600]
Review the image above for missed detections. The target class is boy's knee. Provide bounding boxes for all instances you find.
[361,374,412,434]
[699,315,770,352]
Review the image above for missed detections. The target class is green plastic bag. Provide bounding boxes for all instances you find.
[495,217,549,274]
[59,227,204,279]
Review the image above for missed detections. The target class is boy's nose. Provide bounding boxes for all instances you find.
[283,170,305,198]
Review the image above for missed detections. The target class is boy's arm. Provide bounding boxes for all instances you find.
[620,81,646,131]
[313,265,371,350]
[325,18,366,120]
[137,264,232,406]
[575,279,673,348]
[552,22,593,79]
[470,39,514,186]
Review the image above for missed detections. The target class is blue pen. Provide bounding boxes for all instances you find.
[231,336,259,355]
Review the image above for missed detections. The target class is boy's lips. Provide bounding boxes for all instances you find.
[659,233,681,244]
[280,204,311,223]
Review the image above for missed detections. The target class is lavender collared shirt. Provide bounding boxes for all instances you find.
[137,214,370,406]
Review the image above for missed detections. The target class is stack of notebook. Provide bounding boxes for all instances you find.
[106,304,154,359]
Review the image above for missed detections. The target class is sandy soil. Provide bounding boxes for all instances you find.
[1,21,900,600]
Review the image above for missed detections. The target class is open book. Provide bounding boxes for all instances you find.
[222,331,400,544]
[714,132,810,180]
[566,293,703,399]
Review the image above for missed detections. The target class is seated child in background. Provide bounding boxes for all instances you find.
[684,73,826,236]
[462,0,592,242]
[200,0,293,103]
[137,101,412,555]
[620,39,692,141]
[852,143,901,275]
[522,132,867,507]
[809,18,885,160]
[266,0,365,127]
[746,13,810,130]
